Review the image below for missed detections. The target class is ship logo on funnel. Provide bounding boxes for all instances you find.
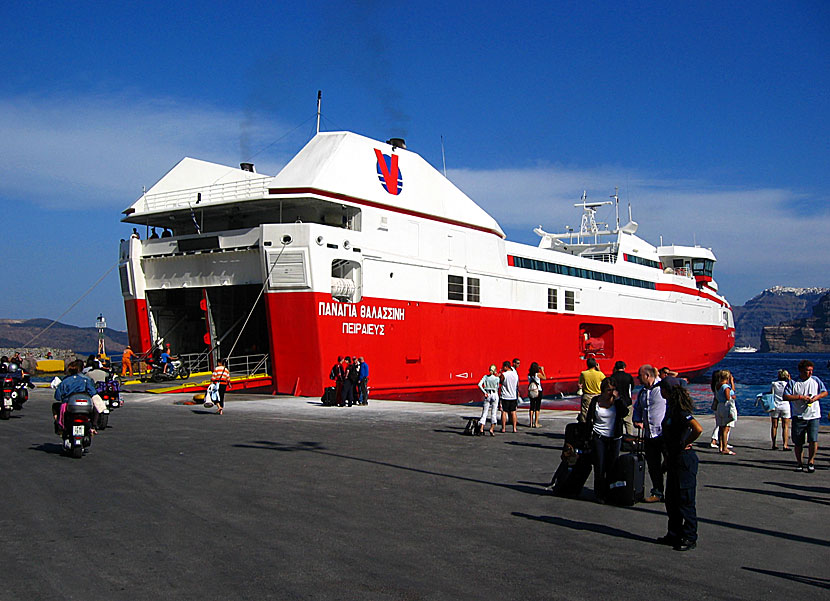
[375,149,403,195]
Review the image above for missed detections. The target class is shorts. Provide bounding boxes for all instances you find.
[529,396,542,411]
[768,402,791,419]
[791,417,819,445]
[500,398,518,413]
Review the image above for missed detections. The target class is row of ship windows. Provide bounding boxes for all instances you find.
[448,275,575,311]
[511,256,656,290]
[624,254,661,269]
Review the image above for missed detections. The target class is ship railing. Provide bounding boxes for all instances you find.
[176,352,270,378]
[582,253,617,263]
[140,177,271,212]
[179,353,210,373]
[226,353,271,378]
[665,267,694,278]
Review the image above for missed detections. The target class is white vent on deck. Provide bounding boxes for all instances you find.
[266,250,309,289]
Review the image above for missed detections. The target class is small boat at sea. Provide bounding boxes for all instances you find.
[118,123,735,402]
[732,346,758,353]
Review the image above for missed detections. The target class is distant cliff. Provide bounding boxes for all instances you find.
[760,292,830,353]
[732,286,830,348]
[0,318,128,355]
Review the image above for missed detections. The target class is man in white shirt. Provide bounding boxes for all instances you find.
[499,361,519,433]
[783,359,827,473]
[634,364,667,502]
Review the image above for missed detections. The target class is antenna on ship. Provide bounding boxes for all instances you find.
[441,135,447,177]
[316,90,322,134]
[611,187,620,231]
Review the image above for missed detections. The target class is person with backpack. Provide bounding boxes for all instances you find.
[329,356,345,406]
[527,362,546,428]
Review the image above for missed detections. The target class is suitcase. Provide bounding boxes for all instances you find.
[321,387,337,406]
[606,452,646,506]
[548,452,593,497]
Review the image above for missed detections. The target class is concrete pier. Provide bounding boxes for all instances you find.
[2,388,827,600]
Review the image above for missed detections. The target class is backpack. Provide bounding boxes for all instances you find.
[329,365,338,381]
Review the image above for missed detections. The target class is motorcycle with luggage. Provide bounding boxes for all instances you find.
[1,366,34,419]
[56,393,94,458]
[94,377,123,430]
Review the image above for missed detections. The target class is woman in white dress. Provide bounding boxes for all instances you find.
[769,369,791,450]
[715,370,737,455]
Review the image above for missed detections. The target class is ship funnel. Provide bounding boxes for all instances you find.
[240,162,256,173]
[386,138,406,150]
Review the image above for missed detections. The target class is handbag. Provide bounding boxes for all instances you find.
[757,393,776,412]
[204,382,218,407]
[528,380,540,398]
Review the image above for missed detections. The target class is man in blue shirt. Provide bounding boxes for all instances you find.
[357,356,369,406]
[53,360,98,432]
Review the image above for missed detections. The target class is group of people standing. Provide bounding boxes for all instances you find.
[328,356,369,407]
[577,360,700,543]
[516,357,702,551]
[476,358,546,435]
[710,359,827,473]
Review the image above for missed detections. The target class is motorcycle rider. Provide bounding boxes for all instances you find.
[159,348,172,374]
[53,360,105,434]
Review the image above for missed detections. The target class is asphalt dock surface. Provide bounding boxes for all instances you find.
[2,388,828,601]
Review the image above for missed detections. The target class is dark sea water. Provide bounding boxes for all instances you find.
[686,352,830,425]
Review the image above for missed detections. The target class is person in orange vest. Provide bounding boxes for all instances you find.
[210,359,231,415]
[121,346,136,378]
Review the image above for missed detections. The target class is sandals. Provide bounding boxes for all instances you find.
[720,450,736,455]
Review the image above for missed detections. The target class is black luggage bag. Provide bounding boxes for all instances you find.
[564,421,590,452]
[606,452,646,506]
[548,452,593,497]
[548,421,592,497]
[321,387,337,406]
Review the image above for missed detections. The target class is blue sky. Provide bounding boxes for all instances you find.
[1,1,828,330]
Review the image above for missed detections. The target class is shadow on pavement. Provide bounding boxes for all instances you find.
[697,457,796,472]
[766,481,830,495]
[742,567,830,590]
[29,442,64,455]
[705,483,830,506]
[512,511,656,543]
[629,505,830,548]
[235,439,550,496]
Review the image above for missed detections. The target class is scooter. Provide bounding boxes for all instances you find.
[149,359,190,383]
[57,394,94,458]
[1,367,33,419]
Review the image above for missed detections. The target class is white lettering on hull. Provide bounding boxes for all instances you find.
[318,302,402,337]
[342,323,386,336]
[317,302,405,321]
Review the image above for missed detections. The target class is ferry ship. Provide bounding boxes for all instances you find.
[119,129,735,402]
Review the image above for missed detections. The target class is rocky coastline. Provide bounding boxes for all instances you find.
[760,291,830,353]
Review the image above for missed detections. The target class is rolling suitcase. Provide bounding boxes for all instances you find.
[606,451,645,506]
